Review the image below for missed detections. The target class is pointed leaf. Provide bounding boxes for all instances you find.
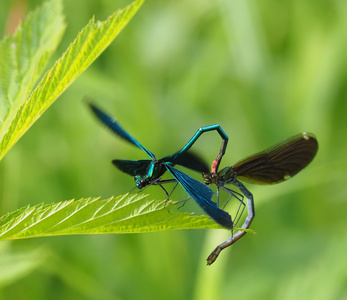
[0,0,65,134]
[0,194,224,241]
[0,0,144,161]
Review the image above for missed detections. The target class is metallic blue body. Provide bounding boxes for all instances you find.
[89,103,233,229]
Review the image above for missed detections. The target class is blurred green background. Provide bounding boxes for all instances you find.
[1,0,347,299]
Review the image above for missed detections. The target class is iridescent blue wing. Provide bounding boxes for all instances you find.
[165,165,233,229]
[112,159,151,177]
[89,103,155,159]
[162,152,209,173]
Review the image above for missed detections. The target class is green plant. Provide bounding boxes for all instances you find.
[0,0,225,242]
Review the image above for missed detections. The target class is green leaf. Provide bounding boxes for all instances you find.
[0,0,144,161]
[0,246,47,287]
[0,194,223,241]
[0,0,65,137]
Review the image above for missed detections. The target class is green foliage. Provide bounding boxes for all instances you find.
[0,194,222,241]
[0,0,65,131]
[0,0,224,252]
[1,0,346,299]
[0,245,46,287]
[0,0,144,161]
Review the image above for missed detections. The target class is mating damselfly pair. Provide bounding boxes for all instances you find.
[89,103,318,265]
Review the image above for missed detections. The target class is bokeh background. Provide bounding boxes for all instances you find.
[1,0,347,299]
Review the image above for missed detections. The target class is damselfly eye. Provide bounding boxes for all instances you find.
[202,173,212,185]
[135,176,147,189]
[140,178,151,189]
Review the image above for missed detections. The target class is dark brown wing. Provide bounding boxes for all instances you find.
[232,133,318,185]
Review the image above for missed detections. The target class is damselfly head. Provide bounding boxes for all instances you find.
[135,175,150,189]
[202,173,218,185]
